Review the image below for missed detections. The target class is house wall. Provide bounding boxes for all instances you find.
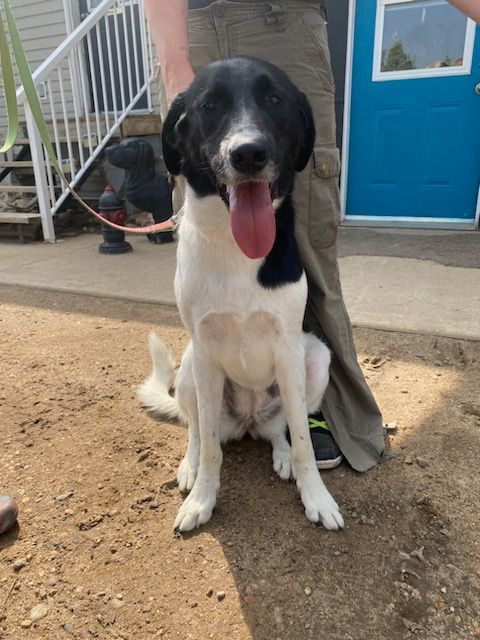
[0,0,73,134]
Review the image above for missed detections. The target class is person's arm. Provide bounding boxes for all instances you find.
[448,0,480,22]
[143,0,195,104]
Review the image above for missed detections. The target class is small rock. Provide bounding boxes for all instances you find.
[136,495,155,504]
[206,588,214,598]
[395,582,421,601]
[402,618,422,632]
[404,456,413,465]
[30,603,48,621]
[116,593,123,600]
[20,620,32,628]
[63,623,75,634]
[402,568,422,581]
[440,587,447,594]
[137,451,150,462]
[111,597,124,609]
[55,490,74,502]
[244,583,259,596]
[384,422,398,433]
[216,591,226,602]
[333,550,341,556]
[77,514,104,531]
[13,558,27,572]
[304,587,312,596]
[190,601,197,608]
[410,547,425,562]
[415,457,428,468]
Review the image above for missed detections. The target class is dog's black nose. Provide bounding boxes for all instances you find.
[230,141,268,174]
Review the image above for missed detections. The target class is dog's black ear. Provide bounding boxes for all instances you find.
[295,90,315,172]
[162,93,187,175]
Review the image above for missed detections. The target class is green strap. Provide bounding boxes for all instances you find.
[308,417,330,431]
[0,3,18,152]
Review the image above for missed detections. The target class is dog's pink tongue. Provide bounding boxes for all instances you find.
[229,182,275,259]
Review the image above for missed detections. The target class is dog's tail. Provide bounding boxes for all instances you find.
[137,333,180,422]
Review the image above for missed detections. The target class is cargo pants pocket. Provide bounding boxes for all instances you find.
[306,146,341,249]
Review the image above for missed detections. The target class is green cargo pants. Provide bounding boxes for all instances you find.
[162,0,386,471]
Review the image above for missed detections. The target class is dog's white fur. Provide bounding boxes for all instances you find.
[138,184,344,532]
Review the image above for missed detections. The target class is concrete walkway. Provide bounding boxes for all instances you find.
[0,226,478,340]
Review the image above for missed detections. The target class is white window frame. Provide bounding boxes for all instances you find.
[372,0,476,82]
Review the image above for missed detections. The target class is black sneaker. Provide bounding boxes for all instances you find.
[308,411,343,470]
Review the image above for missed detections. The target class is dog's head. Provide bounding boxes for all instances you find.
[162,57,315,258]
[106,138,155,171]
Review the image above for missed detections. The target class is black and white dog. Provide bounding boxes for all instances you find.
[138,57,344,532]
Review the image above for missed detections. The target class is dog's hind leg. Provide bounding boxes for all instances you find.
[304,332,331,414]
[176,344,201,493]
[256,413,293,481]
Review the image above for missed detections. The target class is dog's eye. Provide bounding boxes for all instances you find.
[202,101,217,112]
[267,95,282,105]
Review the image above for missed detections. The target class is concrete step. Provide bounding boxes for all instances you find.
[0,160,75,171]
[14,136,79,145]
[0,185,38,193]
[0,161,34,169]
[0,211,41,224]
[0,211,42,242]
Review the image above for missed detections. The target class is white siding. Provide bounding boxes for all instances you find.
[0,0,72,135]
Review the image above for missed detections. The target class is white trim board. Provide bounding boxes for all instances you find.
[372,0,476,82]
[339,0,356,221]
[343,215,477,231]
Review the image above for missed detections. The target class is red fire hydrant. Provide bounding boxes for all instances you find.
[98,185,132,255]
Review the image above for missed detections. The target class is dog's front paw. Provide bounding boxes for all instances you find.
[174,488,216,532]
[177,455,198,493]
[301,486,344,531]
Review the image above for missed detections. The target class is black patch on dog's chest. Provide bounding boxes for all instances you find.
[257,197,303,289]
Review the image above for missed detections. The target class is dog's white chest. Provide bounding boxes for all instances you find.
[198,311,281,389]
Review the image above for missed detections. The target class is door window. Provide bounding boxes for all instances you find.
[373,0,476,80]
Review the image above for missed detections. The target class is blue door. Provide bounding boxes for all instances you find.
[347,0,480,222]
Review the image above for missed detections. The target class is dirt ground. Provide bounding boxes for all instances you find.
[0,284,479,640]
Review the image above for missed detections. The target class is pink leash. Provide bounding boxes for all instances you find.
[78,194,176,234]
[95,212,176,234]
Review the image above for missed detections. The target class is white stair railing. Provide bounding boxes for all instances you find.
[16,0,155,242]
